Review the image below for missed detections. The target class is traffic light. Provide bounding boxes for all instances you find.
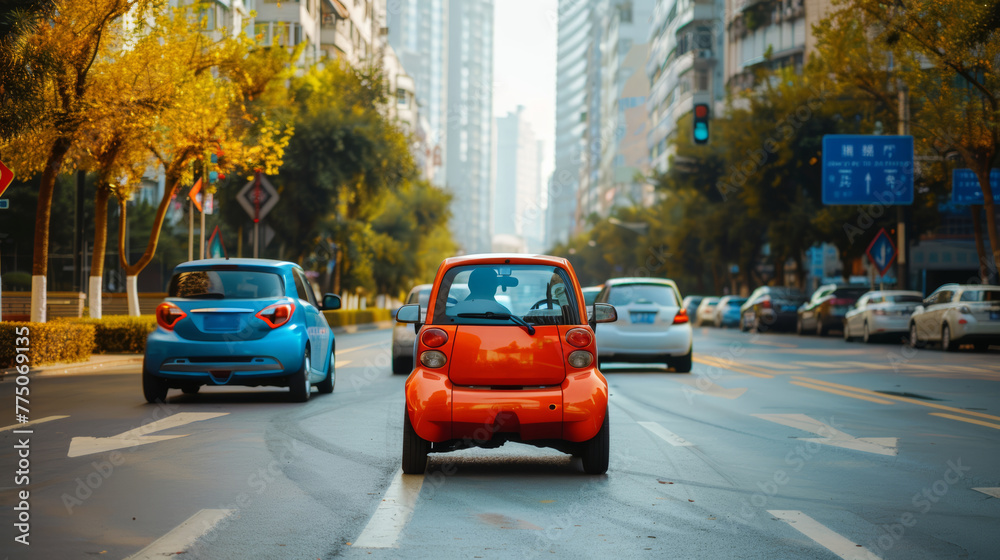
[693,103,709,145]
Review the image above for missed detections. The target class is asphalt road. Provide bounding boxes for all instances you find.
[2,327,999,559]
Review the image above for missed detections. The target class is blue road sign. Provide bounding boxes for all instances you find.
[0,199,8,209]
[866,228,897,277]
[822,135,914,205]
[951,168,1000,204]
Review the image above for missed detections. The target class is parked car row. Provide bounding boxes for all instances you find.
[687,282,1000,351]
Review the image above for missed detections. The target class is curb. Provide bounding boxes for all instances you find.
[1,355,144,378]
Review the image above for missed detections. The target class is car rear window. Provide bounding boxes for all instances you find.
[432,265,581,326]
[959,289,1000,302]
[407,288,432,307]
[168,270,284,299]
[833,288,868,299]
[884,294,922,303]
[607,284,679,307]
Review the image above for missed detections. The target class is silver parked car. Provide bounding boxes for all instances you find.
[694,297,720,327]
[909,284,1000,351]
[843,290,923,343]
[392,284,432,374]
[594,278,693,372]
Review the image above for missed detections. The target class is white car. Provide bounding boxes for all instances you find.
[694,297,720,327]
[391,284,432,374]
[594,277,693,372]
[909,284,1000,351]
[843,290,923,343]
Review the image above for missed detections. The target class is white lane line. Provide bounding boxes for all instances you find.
[337,360,353,368]
[638,421,693,446]
[0,415,69,432]
[125,509,233,560]
[353,469,424,548]
[973,488,1000,498]
[768,510,881,560]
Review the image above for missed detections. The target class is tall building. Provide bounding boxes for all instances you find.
[724,0,818,92]
[446,0,494,255]
[386,0,449,186]
[549,0,593,248]
[253,0,323,65]
[646,0,726,172]
[493,107,541,253]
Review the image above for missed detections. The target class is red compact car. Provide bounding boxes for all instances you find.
[395,254,618,474]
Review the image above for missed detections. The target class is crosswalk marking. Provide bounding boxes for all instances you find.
[353,469,424,548]
[768,510,881,559]
[638,421,693,446]
[125,509,233,560]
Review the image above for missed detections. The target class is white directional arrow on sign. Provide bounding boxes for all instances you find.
[753,413,898,456]
[67,413,228,458]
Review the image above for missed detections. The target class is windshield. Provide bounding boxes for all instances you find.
[606,284,679,307]
[168,270,284,299]
[432,264,580,326]
[959,289,1000,302]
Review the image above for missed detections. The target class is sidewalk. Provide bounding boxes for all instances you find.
[0,320,394,377]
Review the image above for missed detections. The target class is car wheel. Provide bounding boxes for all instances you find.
[181,384,200,395]
[581,408,610,475]
[739,316,748,332]
[392,355,413,375]
[753,316,763,333]
[862,322,873,344]
[673,350,692,373]
[142,365,169,404]
[288,348,312,402]
[816,316,827,337]
[843,322,852,342]
[796,318,804,335]
[316,351,335,394]
[402,408,430,475]
[909,323,924,349]
[942,324,957,352]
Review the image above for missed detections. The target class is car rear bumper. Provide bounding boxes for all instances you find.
[405,367,608,444]
[867,315,911,333]
[953,321,1000,342]
[596,324,692,357]
[144,327,306,382]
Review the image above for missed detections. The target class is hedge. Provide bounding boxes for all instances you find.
[322,308,392,327]
[58,315,157,354]
[0,322,95,368]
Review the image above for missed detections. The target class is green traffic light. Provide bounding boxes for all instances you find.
[694,123,709,144]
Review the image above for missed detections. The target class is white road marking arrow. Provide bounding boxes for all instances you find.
[67,412,229,458]
[753,413,897,456]
[973,488,1000,499]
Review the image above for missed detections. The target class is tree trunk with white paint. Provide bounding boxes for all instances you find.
[88,276,103,319]
[126,275,140,316]
[30,276,46,323]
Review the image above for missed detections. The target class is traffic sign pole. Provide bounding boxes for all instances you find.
[898,88,910,290]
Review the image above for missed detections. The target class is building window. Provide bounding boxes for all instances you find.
[397,88,407,105]
[618,1,633,23]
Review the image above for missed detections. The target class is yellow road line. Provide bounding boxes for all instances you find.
[929,413,1000,431]
[790,381,895,405]
[694,356,774,378]
[748,339,798,348]
[747,361,800,370]
[839,361,897,371]
[794,361,848,369]
[791,376,1000,423]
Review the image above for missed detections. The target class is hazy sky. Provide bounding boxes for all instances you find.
[493,0,558,184]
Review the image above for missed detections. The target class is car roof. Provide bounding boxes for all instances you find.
[409,283,433,294]
[582,286,603,293]
[604,277,679,289]
[439,253,572,269]
[173,258,297,271]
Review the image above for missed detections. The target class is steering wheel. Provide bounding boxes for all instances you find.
[530,298,560,310]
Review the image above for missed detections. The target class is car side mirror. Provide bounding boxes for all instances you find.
[396,304,420,323]
[322,294,341,310]
[591,303,617,327]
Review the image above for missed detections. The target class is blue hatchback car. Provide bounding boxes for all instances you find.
[143,259,341,403]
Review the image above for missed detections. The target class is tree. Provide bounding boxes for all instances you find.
[0,0,57,138]
[0,0,154,322]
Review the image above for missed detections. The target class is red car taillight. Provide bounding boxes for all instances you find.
[760,297,772,309]
[673,308,690,324]
[421,328,449,348]
[156,303,187,330]
[565,328,593,348]
[256,302,295,329]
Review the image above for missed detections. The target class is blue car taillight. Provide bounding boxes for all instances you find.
[256,302,295,329]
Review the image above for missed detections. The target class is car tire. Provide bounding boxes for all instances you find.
[402,408,430,475]
[581,408,610,475]
[316,351,335,394]
[181,384,200,395]
[909,323,924,349]
[392,355,413,375]
[942,325,957,352]
[142,365,169,404]
[673,350,692,373]
[739,316,748,332]
[753,316,763,333]
[862,322,873,344]
[843,322,852,342]
[288,348,312,403]
[796,318,804,335]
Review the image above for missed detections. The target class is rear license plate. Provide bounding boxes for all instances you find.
[782,305,797,312]
[630,312,656,324]
[204,314,239,331]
